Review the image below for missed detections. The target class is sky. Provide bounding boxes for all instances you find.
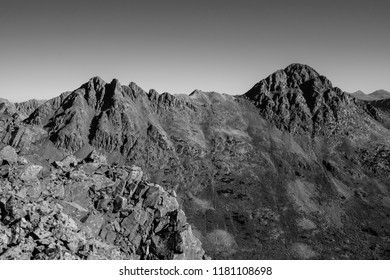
[1,0,389,102]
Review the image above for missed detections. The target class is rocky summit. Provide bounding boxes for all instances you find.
[1,63,390,259]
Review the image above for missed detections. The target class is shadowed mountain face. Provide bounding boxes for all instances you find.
[2,63,390,259]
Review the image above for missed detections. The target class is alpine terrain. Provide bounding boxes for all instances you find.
[1,63,390,260]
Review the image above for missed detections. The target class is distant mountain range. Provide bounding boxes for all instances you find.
[1,63,390,260]
[347,89,390,101]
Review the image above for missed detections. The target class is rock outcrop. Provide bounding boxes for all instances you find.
[0,98,17,116]
[0,149,205,260]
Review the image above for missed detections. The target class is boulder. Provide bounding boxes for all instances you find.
[157,193,179,216]
[0,146,18,164]
[17,157,28,165]
[82,214,104,238]
[143,185,163,209]
[0,165,10,178]
[20,165,43,182]
[85,150,107,167]
[127,165,143,184]
[61,155,78,167]
[113,196,127,212]
[174,226,205,260]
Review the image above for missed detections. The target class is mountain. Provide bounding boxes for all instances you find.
[1,63,390,259]
[349,90,371,100]
[0,98,48,119]
[244,64,371,137]
[369,89,390,100]
[15,99,47,119]
[349,89,390,101]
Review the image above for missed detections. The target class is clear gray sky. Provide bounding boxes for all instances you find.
[1,0,389,102]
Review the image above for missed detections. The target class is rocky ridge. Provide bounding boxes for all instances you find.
[15,99,46,119]
[0,146,205,260]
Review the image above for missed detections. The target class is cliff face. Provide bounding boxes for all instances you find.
[2,64,390,259]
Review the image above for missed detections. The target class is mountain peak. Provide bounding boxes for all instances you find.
[244,63,353,134]
[284,63,320,86]
[110,79,122,92]
[189,89,204,96]
[110,78,121,85]
[128,81,143,92]
[284,63,319,74]
[89,76,106,85]
[85,76,107,92]
[369,89,390,99]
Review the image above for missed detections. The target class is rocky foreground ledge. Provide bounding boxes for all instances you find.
[0,146,206,260]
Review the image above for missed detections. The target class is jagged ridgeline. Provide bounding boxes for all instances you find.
[1,63,390,259]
